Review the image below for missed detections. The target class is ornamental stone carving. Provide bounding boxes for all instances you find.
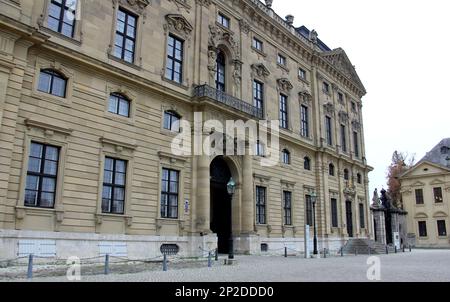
[265,0,273,8]
[239,19,251,35]
[208,25,241,60]
[299,91,312,106]
[339,111,349,125]
[164,14,193,39]
[195,0,211,7]
[277,78,293,92]
[113,0,150,14]
[352,120,361,131]
[207,48,217,83]
[168,0,191,12]
[323,102,335,116]
[251,63,270,78]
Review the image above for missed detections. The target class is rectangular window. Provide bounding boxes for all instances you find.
[102,157,127,215]
[298,68,306,80]
[256,186,266,225]
[341,124,347,152]
[323,82,330,94]
[47,0,77,38]
[255,141,265,157]
[437,220,447,237]
[353,131,360,158]
[283,191,292,226]
[351,101,357,112]
[418,221,427,237]
[25,142,60,209]
[165,35,184,84]
[434,187,443,203]
[163,111,181,133]
[108,93,130,117]
[160,168,179,219]
[338,92,344,103]
[277,54,286,66]
[252,37,263,51]
[331,198,338,228]
[279,94,288,129]
[253,80,264,112]
[325,116,333,146]
[301,105,309,138]
[114,8,137,64]
[305,195,313,226]
[359,203,365,229]
[415,189,424,205]
[217,13,230,28]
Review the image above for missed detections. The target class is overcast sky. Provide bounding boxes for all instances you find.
[272,0,450,197]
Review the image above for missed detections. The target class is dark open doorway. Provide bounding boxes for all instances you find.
[210,157,232,254]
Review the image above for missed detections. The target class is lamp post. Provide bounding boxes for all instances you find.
[311,192,318,255]
[226,177,236,260]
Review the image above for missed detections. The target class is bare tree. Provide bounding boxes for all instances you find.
[387,151,415,208]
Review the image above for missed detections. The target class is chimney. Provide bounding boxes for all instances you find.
[285,15,294,26]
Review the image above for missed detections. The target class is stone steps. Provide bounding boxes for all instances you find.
[342,239,396,255]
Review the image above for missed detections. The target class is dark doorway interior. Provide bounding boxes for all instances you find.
[210,157,232,254]
[346,201,354,238]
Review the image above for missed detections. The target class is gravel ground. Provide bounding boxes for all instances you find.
[3,249,450,282]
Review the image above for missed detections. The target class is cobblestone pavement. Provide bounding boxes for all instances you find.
[5,249,450,282]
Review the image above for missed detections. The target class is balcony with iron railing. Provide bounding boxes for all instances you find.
[193,84,264,120]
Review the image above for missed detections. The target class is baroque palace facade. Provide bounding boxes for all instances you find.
[0,0,372,259]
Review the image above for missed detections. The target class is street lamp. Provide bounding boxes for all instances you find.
[226,177,236,260]
[311,192,318,255]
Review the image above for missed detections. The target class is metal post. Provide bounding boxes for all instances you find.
[27,254,33,279]
[104,254,110,275]
[368,247,371,256]
[386,246,389,254]
[355,249,358,256]
[409,245,412,252]
[395,246,397,254]
[163,254,168,271]
[323,248,327,259]
[284,247,287,258]
[208,252,212,268]
[403,245,405,253]
[313,202,318,255]
[340,247,344,257]
[215,248,219,261]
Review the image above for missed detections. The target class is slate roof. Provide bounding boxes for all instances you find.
[296,26,331,52]
[420,138,450,168]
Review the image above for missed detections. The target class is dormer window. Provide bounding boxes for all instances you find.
[441,146,450,154]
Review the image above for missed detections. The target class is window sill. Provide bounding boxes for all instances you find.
[251,47,267,57]
[107,54,142,71]
[95,213,133,226]
[15,205,65,223]
[298,76,310,85]
[215,22,233,34]
[104,112,135,126]
[161,128,180,137]
[162,77,189,90]
[41,27,82,46]
[277,63,290,73]
[31,90,72,108]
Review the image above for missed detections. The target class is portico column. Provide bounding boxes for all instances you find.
[241,152,254,233]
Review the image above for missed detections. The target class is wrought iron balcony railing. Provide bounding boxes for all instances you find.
[193,85,264,120]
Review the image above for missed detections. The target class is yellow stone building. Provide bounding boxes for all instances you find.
[401,139,450,248]
[0,0,372,259]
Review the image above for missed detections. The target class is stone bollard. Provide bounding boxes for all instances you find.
[27,254,34,279]
[163,254,168,272]
[284,247,288,258]
[104,254,110,275]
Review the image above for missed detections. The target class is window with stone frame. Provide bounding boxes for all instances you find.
[277,54,287,66]
[340,124,347,152]
[163,110,181,133]
[256,186,266,225]
[217,13,230,28]
[304,157,311,171]
[253,80,264,112]
[437,220,447,237]
[108,93,131,117]
[418,221,427,237]
[102,157,127,215]
[47,0,78,38]
[282,149,291,165]
[325,116,333,146]
[165,34,184,84]
[25,142,60,209]
[359,203,365,229]
[329,163,335,176]
[160,168,180,219]
[331,198,338,228]
[279,94,289,129]
[305,194,313,226]
[38,69,67,98]
[283,191,292,226]
[252,37,263,52]
[434,187,443,203]
[415,189,424,205]
[113,8,137,64]
[300,105,309,138]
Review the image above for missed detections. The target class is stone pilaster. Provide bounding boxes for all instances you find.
[241,151,254,234]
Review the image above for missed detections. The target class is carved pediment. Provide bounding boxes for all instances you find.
[323,102,335,116]
[277,78,293,92]
[251,63,270,78]
[299,91,312,106]
[164,14,193,39]
[321,48,366,94]
[168,0,191,12]
[338,111,349,125]
[114,0,150,14]
[209,25,240,60]
[351,120,361,131]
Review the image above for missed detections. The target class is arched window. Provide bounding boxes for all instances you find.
[38,69,67,97]
[108,93,131,117]
[304,157,311,171]
[329,163,335,176]
[163,110,181,133]
[216,50,226,92]
[344,169,350,181]
[282,149,290,165]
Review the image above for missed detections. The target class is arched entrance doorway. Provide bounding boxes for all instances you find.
[210,156,232,254]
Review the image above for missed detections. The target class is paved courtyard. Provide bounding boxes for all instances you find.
[6,249,450,282]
